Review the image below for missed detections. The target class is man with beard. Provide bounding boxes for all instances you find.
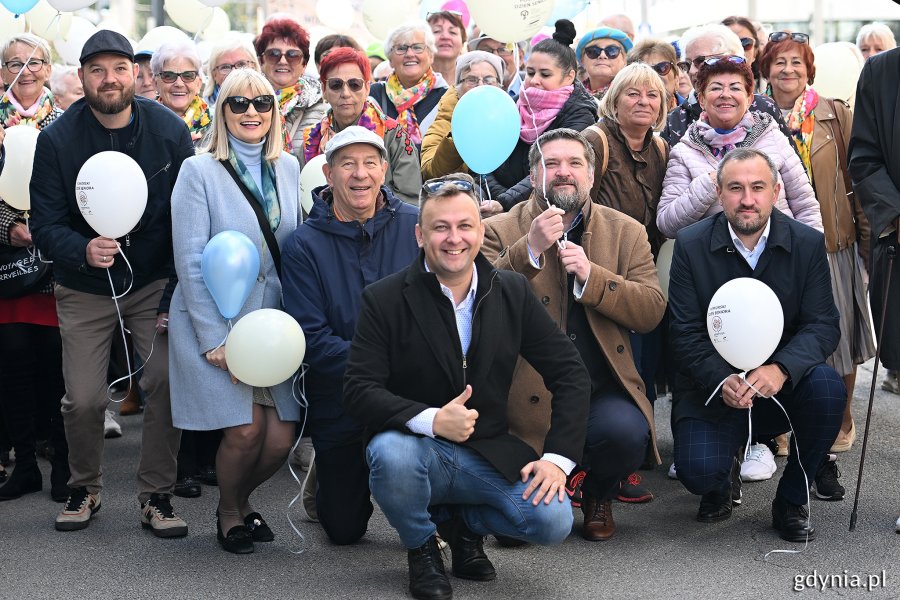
[30,30,195,535]
[667,148,844,542]
[481,128,665,541]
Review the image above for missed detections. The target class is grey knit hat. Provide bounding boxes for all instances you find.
[454,50,505,85]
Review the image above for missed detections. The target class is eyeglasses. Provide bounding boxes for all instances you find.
[261,48,304,65]
[702,55,747,67]
[392,43,427,55]
[224,94,275,114]
[583,44,622,60]
[768,31,809,44]
[481,43,513,57]
[739,37,756,49]
[326,77,365,92]
[157,70,199,84]
[461,75,499,87]
[214,61,252,74]
[649,61,675,76]
[3,59,48,74]
[420,179,476,201]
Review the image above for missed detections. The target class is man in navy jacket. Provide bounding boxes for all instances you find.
[668,148,844,543]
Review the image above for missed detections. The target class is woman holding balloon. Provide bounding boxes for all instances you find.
[168,69,302,554]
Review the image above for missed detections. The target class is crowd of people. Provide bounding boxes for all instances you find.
[0,9,898,599]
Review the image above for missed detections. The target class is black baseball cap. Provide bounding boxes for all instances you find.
[80,30,135,65]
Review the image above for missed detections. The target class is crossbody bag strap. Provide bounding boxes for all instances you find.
[219,159,282,278]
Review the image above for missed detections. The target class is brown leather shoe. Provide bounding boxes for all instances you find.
[581,496,615,541]
[118,385,143,416]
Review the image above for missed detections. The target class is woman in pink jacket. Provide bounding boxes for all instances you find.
[657,56,822,239]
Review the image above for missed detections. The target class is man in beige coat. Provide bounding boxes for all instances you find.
[482,128,666,541]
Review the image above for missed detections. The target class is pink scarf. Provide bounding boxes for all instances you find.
[518,85,573,144]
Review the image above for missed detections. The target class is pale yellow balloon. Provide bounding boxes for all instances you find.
[813,42,865,110]
[196,7,230,41]
[0,8,27,43]
[26,0,72,41]
[226,309,307,388]
[164,0,213,34]
[0,126,40,211]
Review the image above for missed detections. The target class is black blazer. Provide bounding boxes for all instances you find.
[667,210,840,426]
[343,251,590,482]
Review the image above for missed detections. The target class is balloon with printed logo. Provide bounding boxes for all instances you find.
[316,0,353,31]
[47,0,95,10]
[164,0,213,33]
[466,0,555,43]
[0,6,26,42]
[655,239,674,302]
[226,309,306,387]
[706,278,784,372]
[363,0,416,40]
[53,15,96,65]
[201,231,260,320]
[0,126,39,211]
[75,152,148,240]
[440,0,470,27]
[0,0,38,16]
[299,154,327,214]
[26,0,71,40]
[451,84,520,174]
[546,0,589,25]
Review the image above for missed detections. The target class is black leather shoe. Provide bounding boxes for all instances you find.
[436,514,496,581]
[173,476,202,498]
[494,535,528,548]
[0,463,42,501]
[244,511,275,542]
[196,466,218,486]
[217,516,254,554]
[772,495,816,542]
[697,488,732,522]
[408,536,452,600]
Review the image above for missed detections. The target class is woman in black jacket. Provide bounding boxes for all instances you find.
[487,20,598,210]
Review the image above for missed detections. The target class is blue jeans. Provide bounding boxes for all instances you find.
[366,431,573,549]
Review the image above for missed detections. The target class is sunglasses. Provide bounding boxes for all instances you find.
[419,179,476,201]
[768,31,809,44]
[649,61,675,76]
[157,70,199,84]
[261,48,304,65]
[702,55,747,67]
[214,61,252,74]
[583,44,622,60]
[224,94,275,114]
[684,53,727,70]
[326,77,366,93]
[739,37,756,49]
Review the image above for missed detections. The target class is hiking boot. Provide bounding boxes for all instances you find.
[141,493,188,538]
[55,487,101,531]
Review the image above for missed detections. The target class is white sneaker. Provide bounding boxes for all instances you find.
[104,410,122,439]
[740,443,776,482]
[667,462,677,479]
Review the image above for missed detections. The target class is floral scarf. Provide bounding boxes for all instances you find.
[518,84,573,144]
[582,77,609,103]
[303,98,411,163]
[276,75,323,151]
[0,87,57,128]
[180,95,212,143]
[228,146,280,232]
[693,110,757,158]
[385,69,436,145]
[779,86,818,174]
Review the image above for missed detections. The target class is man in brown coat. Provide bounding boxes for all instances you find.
[482,128,666,541]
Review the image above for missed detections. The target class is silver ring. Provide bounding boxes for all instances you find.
[102,255,108,262]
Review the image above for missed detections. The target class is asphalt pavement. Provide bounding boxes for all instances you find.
[0,357,898,599]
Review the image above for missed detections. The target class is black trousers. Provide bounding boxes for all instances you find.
[312,437,373,545]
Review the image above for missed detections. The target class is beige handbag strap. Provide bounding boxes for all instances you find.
[586,124,609,178]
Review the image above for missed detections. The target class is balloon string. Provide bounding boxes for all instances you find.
[104,250,152,404]
[192,8,215,42]
[285,363,311,555]
[210,319,232,354]
[0,12,63,105]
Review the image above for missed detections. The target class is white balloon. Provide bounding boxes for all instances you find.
[226,309,307,387]
[363,0,416,40]
[26,0,71,41]
[299,154,327,214]
[706,278,784,372]
[164,0,213,33]
[0,126,40,211]
[813,42,865,110]
[0,8,26,45]
[198,0,227,5]
[52,15,96,65]
[137,25,190,54]
[75,152,148,240]
[47,0,95,10]
[315,0,353,31]
[196,7,229,41]
[467,0,555,43]
[655,239,674,302]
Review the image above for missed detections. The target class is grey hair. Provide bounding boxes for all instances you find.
[384,22,437,58]
[716,147,778,188]
[1,32,52,64]
[680,23,743,59]
[49,64,78,95]
[528,128,596,174]
[856,22,897,51]
[150,41,203,77]
[455,50,504,85]
[203,35,259,99]
[418,172,480,224]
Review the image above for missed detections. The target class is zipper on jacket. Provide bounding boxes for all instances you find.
[147,161,172,183]
[462,270,498,385]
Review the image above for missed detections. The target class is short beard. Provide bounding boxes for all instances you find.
[729,213,766,236]
[84,82,135,116]
[538,179,586,214]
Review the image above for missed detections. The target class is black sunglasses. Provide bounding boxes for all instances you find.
[649,61,675,76]
[419,179,476,202]
[224,94,275,114]
[768,31,809,44]
[157,70,199,84]
[702,55,747,67]
[739,37,756,49]
[583,44,622,60]
[261,48,304,65]
[326,77,366,92]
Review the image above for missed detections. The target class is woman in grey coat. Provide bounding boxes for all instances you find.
[169,69,301,554]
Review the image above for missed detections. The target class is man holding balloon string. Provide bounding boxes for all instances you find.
[667,148,845,543]
[29,30,195,536]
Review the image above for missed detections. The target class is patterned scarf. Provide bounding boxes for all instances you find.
[0,87,56,128]
[518,84,573,144]
[227,146,280,232]
[694,110,756,158]
[277,75,324,151]
[582,77,609,103]
[385,69,436,145]
[180,95,212,143]
[780,86,818,174]
[303,98,411,163]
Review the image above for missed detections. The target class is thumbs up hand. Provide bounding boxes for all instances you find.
[432,385,479,442]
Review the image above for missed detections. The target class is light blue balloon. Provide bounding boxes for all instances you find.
[201,231,260,320]
[546,0,590,24]
[451,85,520,175]
[0,0,38,14]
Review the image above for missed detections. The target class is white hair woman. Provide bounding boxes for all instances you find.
[204,35,259,105]
[151,41,211,145]
[856,22,897,60]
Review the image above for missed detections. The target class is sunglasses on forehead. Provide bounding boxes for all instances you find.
[583,44,622,60]
[768,31,810,44]
[702,55,747,67]
[224,94,275,114]
[419,179,476,202]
